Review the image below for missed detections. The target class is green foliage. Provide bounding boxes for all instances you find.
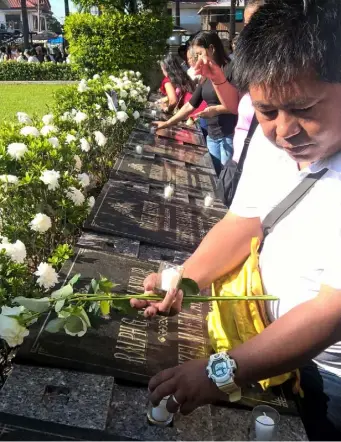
[64,12,172,78]
[0,61,79,81]
[73,0,168,14]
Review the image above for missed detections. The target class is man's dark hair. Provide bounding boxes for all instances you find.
[192,31,228,67]
[234,0,341,91]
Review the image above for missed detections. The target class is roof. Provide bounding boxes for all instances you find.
[198,0,245,14]
[3,0,51,10]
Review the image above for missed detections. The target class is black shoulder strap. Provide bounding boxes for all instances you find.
[262,168,328,240]
[237,113,258,172]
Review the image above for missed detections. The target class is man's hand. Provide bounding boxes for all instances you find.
[130,272,183,317]
[149,359,228,415]
[194,55,226,84]
[196,106,219,119]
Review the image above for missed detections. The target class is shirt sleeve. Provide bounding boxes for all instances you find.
[189,83,203,109]
[321,215,341,289]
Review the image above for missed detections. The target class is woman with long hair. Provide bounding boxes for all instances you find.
[154,32,239,176]
[159,54,195,113]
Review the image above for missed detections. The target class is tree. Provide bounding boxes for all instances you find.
[21,0,29,49]
[46,14,63,34]
[72,0,168,14]
[64,0,70,16]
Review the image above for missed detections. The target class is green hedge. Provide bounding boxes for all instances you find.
[0,61,79,81]
[64,12,172,78]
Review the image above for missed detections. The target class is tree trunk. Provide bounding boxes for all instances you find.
[21,0,29,49]
[229,0,236,41]
[64,0,70,17]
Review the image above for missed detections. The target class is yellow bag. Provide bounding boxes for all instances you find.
[207,237,301,392]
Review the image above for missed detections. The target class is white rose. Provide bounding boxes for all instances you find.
[80,138,91,152]
[110,116,117,126]
[0,314,29,347]
[95,104,101,110]
[66,134,77,144]
[41,125,58,136]
[119,89,128,99]
[88,196,95,211]
[20,126,40,137]
[78,79,89,93]
[74,155,82,171]
[7,143,28,160]
[30,213,52,233]
[123,75,128,81]
[116,111,129,123]
[136,71,141,78]
[133,111,140,120]
[93,74,100,80]
[137,96,144,103]
[130,89,138,98]
[74,111,88,124]
[42,114,54,125]
[109,75,117,82]
[66,186,85,206]
[94,131,107,147]
[78,173,90,188]
[48,137,59,148]
[129,70,135,75]
[0,239,26,263]
[34,262,59,289]
[61,111,72,121]
[1,306,25,316]
[17,112,32,125]
[0,175,18,184]
[40,170,60,191]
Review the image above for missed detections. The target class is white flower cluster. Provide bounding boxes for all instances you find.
[0,237,26,263]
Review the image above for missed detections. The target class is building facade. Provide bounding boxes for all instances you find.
[199,0,245,39]
[0,0,51,33]
[167,0,208,34]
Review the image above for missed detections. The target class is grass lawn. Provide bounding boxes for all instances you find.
[0,84,66,123]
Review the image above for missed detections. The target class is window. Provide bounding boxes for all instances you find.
[33,14,38,30]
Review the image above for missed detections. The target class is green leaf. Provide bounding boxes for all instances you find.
[69,273,81,286]
[91,278,100,294]
[179,278,200,297]
[98,277,114,293]
[45,318,66,333]
[51,284,73,299]
[55,299,65,313]
[64,315,87,337]
[14,297,50,313]
[112,299,137,316]
[78,307,91,327]
[100,300,110,316]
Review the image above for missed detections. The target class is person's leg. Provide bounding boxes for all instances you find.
[220,134,234,167]
[206,135,222,176]
[297,362,341,440]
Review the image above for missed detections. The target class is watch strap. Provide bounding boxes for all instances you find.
[218,381,241,402]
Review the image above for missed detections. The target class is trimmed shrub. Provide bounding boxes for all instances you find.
[0,62,79,81]
[64,12,172,78]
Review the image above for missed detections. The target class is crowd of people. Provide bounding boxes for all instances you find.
[0,44,70,63]
[132,0,341,440]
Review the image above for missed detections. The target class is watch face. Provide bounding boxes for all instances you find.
[211,359,232,379]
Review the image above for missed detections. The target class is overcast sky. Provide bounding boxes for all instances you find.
[50,0,78,22]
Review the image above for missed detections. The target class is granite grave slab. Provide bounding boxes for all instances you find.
[155,126,206,147]
[110,152,217,195]
[17,248,211,383]
[84,180,223,252]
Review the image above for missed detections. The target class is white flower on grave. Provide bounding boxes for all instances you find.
[117,111,129,123]
[41,125,58,136]
[94,131,107,147]
[95,104,101,110]
[93,74,100,80]
[61,111,72,121]
[123,75,128,81]
[42,114,54,125]
[20,126,40,137]
[78,172,90,188]
[0,314,29,347]
[66,186,85,206]
[109,75,117,82]
[17,112,32,125]
[1,306,25,316]
[133,111,140,120]
[30,213,52,233]
[35,262,59,289]
[110,116,117,126]
[146,86,151,93]
[78,79,89,93]
[104,83,112,91]
[136,71,141,78]
[87,196,95,211]
[80,137,91,152]
[40,169,60,191]
[0,238,27,263]
[74,111,88,124]
[72,108,77,116]
[7,143,28,160]
[118,100,127,111]
[0,174,18,184]
[129,70,135,75]
[74,155,82,171]
[119,89,128,99]
[48,137,59,148]
[137,96,144,103]
[66,134,77,144]
[130,89,138,98]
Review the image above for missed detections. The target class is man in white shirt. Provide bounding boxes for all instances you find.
[132,1,341,439]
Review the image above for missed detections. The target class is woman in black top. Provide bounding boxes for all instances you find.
[154,32,239,175]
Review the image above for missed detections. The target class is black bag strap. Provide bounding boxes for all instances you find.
[262,168,328,240]
[237,113,259,172]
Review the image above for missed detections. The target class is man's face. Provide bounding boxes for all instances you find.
[250,79,341,163]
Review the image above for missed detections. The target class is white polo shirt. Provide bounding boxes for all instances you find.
[230,126,341,378]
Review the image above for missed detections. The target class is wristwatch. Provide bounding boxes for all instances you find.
[206,352,241,402]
